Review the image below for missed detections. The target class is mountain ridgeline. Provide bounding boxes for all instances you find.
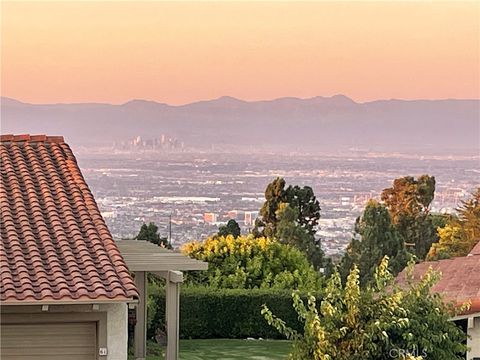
[1,95,478,153]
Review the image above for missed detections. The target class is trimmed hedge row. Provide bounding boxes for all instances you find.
[148,286,320,339]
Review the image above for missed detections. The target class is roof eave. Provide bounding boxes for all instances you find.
[0,296,138,306]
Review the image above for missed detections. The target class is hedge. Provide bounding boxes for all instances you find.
[147,286,321,339]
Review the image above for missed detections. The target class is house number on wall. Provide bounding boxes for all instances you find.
[99,348,108,356]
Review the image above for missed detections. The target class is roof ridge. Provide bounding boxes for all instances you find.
[0,134,65,143]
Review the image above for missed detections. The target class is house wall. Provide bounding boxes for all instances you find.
[101,302,129,360]
[0,302,129,360]
[468,317,480,360]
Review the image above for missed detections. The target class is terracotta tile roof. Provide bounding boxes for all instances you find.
[469,240,480,256]
[1,134,138,304]
[396,255,480,315]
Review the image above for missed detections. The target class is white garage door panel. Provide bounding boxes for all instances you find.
[1,322,96,360]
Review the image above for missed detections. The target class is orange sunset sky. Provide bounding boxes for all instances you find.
[1,1,479,105]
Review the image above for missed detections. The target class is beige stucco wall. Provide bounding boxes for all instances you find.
[468,317,480,360]
[100,303,129,360]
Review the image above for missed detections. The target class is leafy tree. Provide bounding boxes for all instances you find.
[339,200,409,285]
[254,178,289,238]
[262,257,467,360]
[276,203,329,271]
[255,178,321,238]
[426,224,468,260]
[218,219,241,238]
[182,235,322,291]
[381,175,437,259]
[457,187,480,244]
[428,213,451,230]
[135,222,172,249]
[381,175,435,222]
[427,188,480,260]
[284,185,321,236]
[254,178,324,269]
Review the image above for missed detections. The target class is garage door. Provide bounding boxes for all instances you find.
[1,322,96,360]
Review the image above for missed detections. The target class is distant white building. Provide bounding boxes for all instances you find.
[101,210,116,219]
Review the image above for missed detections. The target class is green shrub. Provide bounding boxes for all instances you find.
[182,235,323,291]
[147,285,321,339]
[262,257,467,360]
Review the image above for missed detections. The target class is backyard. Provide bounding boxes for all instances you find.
[129,339,292,360]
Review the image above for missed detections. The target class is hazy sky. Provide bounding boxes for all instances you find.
[2,1,479,105]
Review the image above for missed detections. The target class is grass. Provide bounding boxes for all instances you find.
[133,339,293,360]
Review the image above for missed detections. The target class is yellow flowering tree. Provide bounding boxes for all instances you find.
[182,234,322,290]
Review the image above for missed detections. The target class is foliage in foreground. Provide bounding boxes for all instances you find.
[182,235,322,290]
[262,257,467,360]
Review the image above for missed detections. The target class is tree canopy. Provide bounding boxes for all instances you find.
[275,203,328,271]
[381,175,437,259]
[218,219,241,238]
[135,222,171,249]
[182,234,322,291]
[255,177,321,238]
[381,175,436,222]
[262,257,467,360]
[427,188,480,260]
[254,178,326,269]
[339,200,409,285]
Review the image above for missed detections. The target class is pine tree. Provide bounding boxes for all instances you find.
[340,200,408,285]
[275,203,329,271]
[218,219,241,238]
[135,222,171,249]
[254,178,321,238]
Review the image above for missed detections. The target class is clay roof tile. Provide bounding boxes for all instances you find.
[1,135,138,304]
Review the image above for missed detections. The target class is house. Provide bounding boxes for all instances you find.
[0,134,208,360]
[397,241,480,360]
[0,134,139,359]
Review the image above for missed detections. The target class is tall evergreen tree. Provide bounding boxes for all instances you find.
[254,178,321,237]
[254,178,325,269]
[218,219,241,238]
[275,203,329,271]
[135,222,172,249]
[254,177,288,238]
[284,185,321,236]
[381,175,437,259]
[340,200,408,285]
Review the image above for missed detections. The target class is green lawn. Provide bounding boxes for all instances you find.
[135,339,292,360]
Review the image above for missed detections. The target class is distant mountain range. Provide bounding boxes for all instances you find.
[1,95,479,154]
